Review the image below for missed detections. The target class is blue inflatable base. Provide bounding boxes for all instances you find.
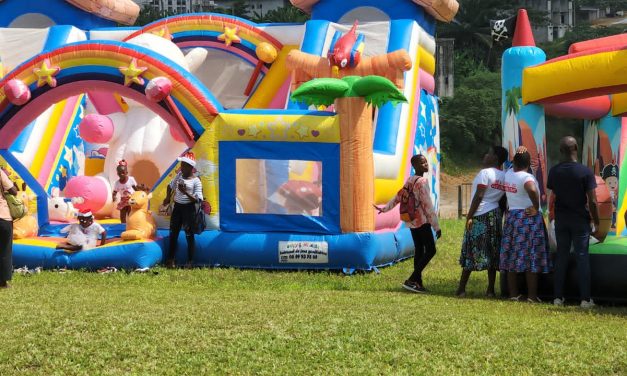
[167,227,415,271]
[13,237,165,271]
[13,227,416,271]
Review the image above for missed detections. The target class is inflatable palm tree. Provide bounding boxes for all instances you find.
[503,87,521,159]
[291,75,407,232]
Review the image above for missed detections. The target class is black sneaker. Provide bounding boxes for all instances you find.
[402,280,426,293]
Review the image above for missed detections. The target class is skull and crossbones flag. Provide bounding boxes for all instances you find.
[490,15,517,44]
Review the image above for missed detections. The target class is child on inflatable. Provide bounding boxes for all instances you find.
[56,209,107,252]
[112,160,138,223]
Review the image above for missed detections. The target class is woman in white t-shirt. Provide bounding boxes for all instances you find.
[500,148,550,303]
[456,146,508,298]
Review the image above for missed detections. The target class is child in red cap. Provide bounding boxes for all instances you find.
[56,209,107,252]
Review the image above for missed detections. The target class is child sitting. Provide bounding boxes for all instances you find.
[56,209,107,252]
[112,160,138,223]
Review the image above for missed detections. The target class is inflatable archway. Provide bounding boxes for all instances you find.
[0,40,222,147]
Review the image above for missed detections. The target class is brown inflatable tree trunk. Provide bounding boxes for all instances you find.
[335,97,375,232]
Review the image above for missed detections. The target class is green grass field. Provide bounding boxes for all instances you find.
[1,219,626,375]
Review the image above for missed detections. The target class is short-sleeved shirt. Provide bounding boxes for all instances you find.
[547,162,596,223]
[471,168,505,216]
[113,176,137,196]
[503,169,538,210]
[169,172,203,204]
[61,222,106,248]
[0,169,15,221]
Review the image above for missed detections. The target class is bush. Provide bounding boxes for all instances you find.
[440,70,501,164]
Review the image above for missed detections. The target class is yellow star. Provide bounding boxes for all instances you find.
[152,26,173,40]
[33,59,60,88]
[296,125,309,139]
[119,58,147,87]
[248,125,260,137]
[218,26,241,47]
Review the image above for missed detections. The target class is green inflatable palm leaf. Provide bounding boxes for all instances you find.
[351,75,407,107]
[290,78,350,107]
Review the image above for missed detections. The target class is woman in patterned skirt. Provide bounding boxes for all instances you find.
[456,146,508,298]
[501,148,551,303]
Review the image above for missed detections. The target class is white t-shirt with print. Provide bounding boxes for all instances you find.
[471,167,505,216]
[503,169,539,210]
[114,176,137,196]
[61,222,106,249]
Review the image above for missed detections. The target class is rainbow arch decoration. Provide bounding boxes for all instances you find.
[0,40,223,148]
[124,13,284,71]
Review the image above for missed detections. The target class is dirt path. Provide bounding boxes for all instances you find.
[439,172,475,219]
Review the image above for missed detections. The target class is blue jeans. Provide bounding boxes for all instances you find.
[554,219,591,301]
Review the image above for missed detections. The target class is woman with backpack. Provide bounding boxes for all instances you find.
[455,146,508,298]
[162,152,203,268]
[375,154,441,293]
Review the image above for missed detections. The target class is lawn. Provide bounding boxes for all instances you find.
[1,219,625,375]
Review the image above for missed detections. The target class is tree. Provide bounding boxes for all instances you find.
[253,5,310,23]
[230,0,252,18]
[291,76,407,232]
[439,71,502,163]
[575,0,627,14]
[134,5,177,26]
[437,0,548,70]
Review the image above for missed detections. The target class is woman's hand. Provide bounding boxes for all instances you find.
[373,204,383,214]
[524,206,538,216]
[177,182,187,193]
[466,218,473,231]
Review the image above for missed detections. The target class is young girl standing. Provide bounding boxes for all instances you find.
[112,160,138,223]
[375,154,441,293]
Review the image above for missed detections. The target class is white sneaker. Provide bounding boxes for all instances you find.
[553,298,565,306]
[580,299,596,309]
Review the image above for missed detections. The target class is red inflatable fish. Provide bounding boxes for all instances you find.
[327,20,365,75]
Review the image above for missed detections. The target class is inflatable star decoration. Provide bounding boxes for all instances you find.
[119,58,147,87]
[296,125,309,139]
[152,26,173,40]
[218,26,241,47]
[34,59,60,88]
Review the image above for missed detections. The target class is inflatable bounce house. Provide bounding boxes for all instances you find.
[0,0,459,271]
[502,9,627,301]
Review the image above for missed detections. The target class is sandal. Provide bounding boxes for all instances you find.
[527,297,542,303]
[509,295,523,302]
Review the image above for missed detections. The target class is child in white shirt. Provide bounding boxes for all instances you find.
[112,160,138,223]
[56,209,107,251]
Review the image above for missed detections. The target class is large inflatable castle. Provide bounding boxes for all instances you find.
[502,10,627,301]
[0,0,458,271]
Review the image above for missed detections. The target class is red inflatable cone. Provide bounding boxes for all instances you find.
[512,9,535,47]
